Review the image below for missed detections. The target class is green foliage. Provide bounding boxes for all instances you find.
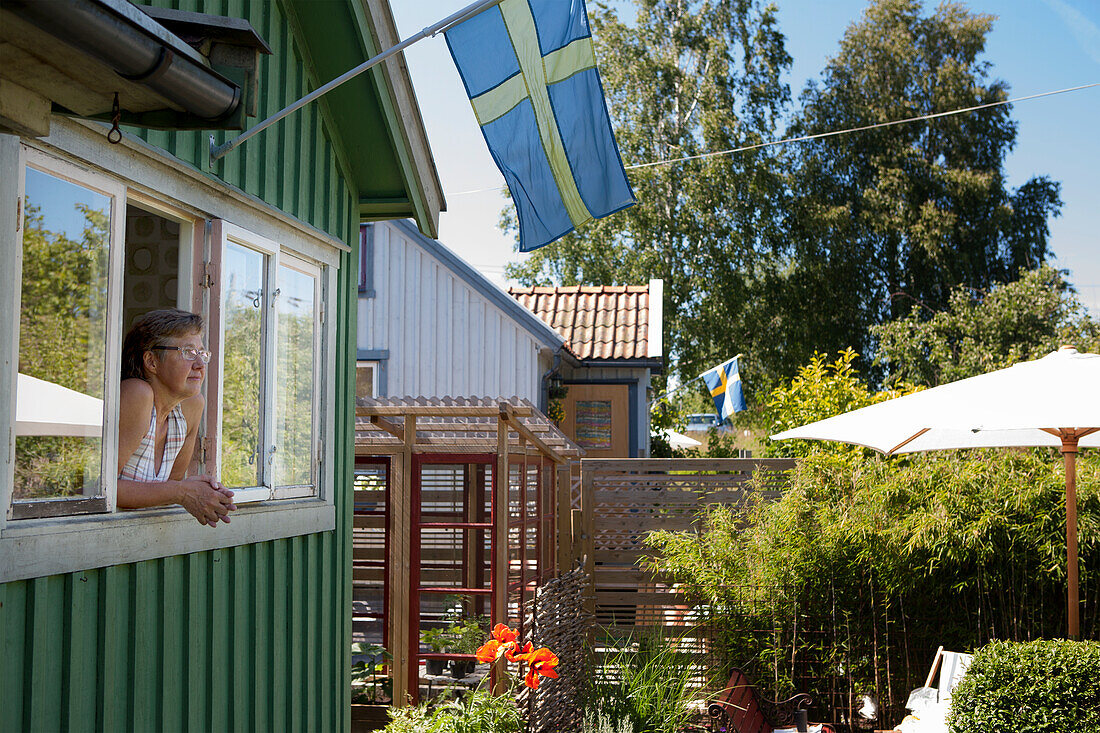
[648,448,1100,707]
[783,0,1062,373]
[448,617,489,656]
[948,640,1100,733]
[504,0,1065,395]
[420,616,488,654]
[419,627,452,654]
[762,349,917,459]
[506,0,793,392]
[582,632,702,733]
[351,642,390,704]
[383,690,521,733]
[873,266,1100,387]
[644,349,1099,713]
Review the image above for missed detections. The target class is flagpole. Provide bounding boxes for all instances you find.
[209,0,506,163]
[647,375,704,408]
[648,354,743,408]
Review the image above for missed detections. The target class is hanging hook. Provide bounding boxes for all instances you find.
[107,93,122,144]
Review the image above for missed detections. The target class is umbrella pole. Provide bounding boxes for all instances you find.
[1062,434,1079,640]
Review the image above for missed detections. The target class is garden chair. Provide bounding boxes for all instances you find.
[707,668,835,733]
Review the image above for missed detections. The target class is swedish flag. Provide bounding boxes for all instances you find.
[701,357,747,422]
[445,0,636,252]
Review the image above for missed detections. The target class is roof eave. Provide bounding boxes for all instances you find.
[356,0,445,237]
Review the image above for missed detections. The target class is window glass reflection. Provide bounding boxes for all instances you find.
[274,264,315,488]
[220,242,265,488]
[15,167,111,501]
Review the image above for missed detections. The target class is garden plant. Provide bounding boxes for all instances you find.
[947,639,1100,733]
[382,624,558,733]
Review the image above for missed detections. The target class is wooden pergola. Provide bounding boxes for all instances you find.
[353,397,582,705]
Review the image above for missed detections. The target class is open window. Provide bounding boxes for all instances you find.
[211,221,323,503]
[8,147,125,520]
[1,139,336,582]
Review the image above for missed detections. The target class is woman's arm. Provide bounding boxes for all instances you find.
[169,393,205,481]
[117,378,154,478]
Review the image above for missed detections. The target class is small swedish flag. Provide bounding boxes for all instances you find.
[445,0,636,252]
[701,357,747,422]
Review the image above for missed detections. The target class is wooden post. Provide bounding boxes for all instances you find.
[492,410,509,694]
[1063,433,1080,640]
[463,462,477,615]
[518,439,528,641]
[556,465,571,573]
[388,415,415,706]
[581,461,596,616]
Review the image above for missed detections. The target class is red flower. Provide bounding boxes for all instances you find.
[477,624,521,663]
[474,625,560,690]
[517,647,559,689]
[476,639,503,663]
[491,624,518,644]
[507,641,532,663]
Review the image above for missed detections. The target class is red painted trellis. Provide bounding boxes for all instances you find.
[353,397,581,705]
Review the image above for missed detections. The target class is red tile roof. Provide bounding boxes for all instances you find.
[509,284,660,362]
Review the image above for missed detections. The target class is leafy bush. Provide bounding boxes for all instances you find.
[645,349,1099,718]
[948,640,1100,733]
[873,266,1100,388]
[762,349,916,460]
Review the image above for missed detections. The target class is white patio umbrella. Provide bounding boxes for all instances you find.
[771,346,1100,638]
[656,428,703,450]
[15,373,103,437]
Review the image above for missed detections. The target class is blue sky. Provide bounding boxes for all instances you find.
[391,0,1099,314]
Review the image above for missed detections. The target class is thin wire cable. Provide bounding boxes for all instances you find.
[625,82,1099,171]
[443,82,1098,196]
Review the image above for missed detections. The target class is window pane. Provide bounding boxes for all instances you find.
[220,242,265,488]
[15,168,111,501]
[356,363,375,399]
[274,263,316,488]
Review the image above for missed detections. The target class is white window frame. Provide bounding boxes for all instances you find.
[274,252,323,499]
[0,124,338,583]
[2,145,126,519]
[356,360,380,399]
[212,222,324,503]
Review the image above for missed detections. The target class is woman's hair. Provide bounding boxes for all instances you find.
[121,308,204,380]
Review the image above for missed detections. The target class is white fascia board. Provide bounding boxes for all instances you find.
[648,278,663,358]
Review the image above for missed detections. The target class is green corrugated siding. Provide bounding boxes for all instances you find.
[0,0,360,728]
[1,526,353,730]
[133,0,354,245]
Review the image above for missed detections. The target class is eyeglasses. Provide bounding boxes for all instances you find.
[151,345,212,364]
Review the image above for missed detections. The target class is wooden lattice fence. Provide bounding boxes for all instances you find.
[517,565,593,733]
[580,458,794,637]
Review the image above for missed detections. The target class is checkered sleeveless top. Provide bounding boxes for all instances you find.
[118,403,187,482]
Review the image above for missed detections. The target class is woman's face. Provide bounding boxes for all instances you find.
[149,330,207,399]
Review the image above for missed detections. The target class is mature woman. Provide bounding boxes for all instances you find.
[118,308,235,526]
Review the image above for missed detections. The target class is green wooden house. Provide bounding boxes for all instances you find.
[0,0,442,729]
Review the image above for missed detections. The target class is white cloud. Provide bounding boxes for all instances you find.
[1042,0,1100,66]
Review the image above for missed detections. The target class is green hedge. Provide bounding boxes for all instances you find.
[948,639,1100,733]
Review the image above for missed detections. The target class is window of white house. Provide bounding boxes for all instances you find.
[356,361,378,399]
[213,223,322,503]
